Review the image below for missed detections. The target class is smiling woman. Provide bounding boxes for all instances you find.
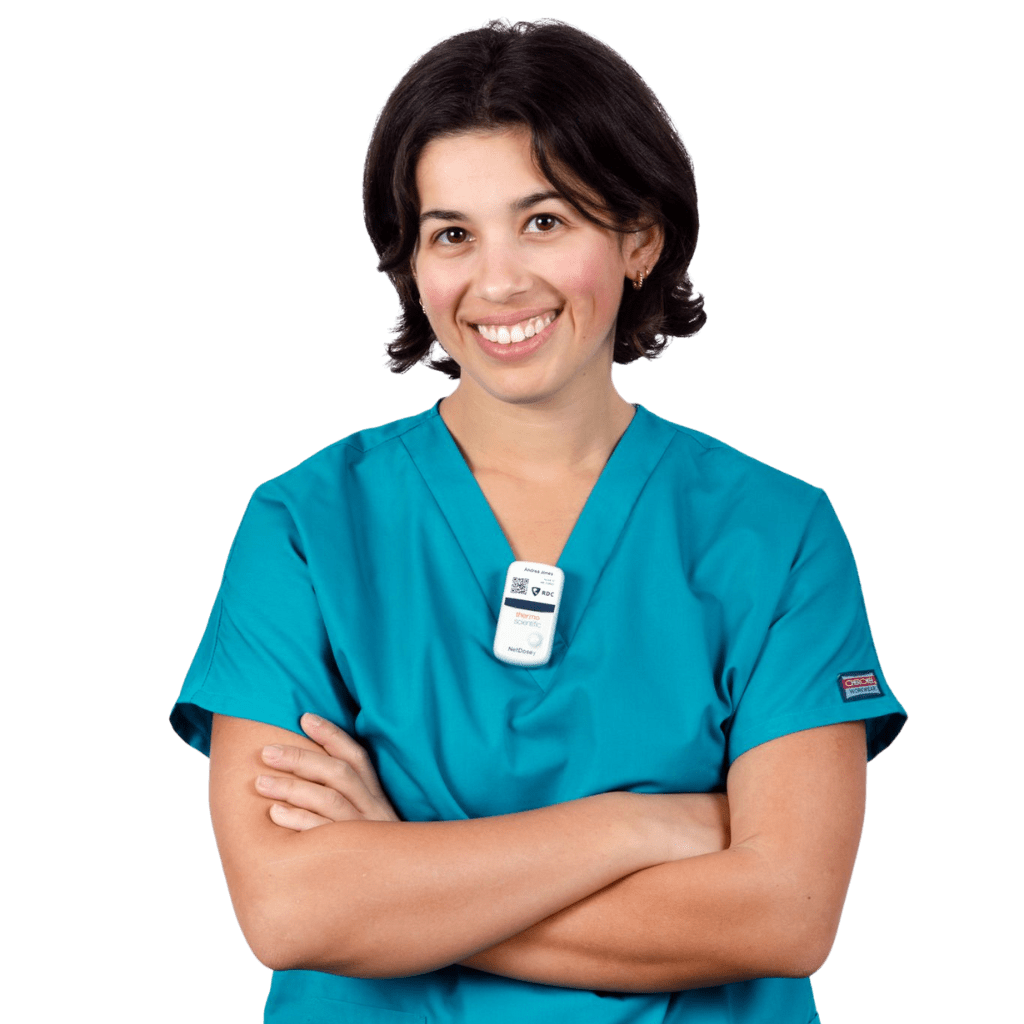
[363,18,705,383]
[171,18,906,1024]
[413,129,657,408]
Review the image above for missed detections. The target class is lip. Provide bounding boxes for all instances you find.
[466,306,561,328]
[470,309,560,362]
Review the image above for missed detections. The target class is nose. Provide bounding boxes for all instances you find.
[473,239,532,305]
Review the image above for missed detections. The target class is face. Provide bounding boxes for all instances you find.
[412,129,658,408]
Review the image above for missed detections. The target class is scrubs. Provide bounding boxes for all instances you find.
[172,399,906,1024]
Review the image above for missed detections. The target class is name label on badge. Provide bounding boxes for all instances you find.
[838,670,883,702]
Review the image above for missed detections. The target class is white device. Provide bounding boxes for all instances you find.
[493,560,565,667]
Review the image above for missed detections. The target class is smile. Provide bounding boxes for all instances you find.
[473,311,560,345]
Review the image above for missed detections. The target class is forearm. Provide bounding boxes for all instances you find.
[227,791,658,978]
[459,844,818,992]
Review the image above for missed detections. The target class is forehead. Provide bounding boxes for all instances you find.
[415,129,553,211]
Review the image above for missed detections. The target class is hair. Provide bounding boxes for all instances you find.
[363,19,706,379]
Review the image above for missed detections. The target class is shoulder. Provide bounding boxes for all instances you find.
[248,403,439,509]
[641,404,825,528]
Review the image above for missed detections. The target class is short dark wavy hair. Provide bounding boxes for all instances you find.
[363,20,706,379]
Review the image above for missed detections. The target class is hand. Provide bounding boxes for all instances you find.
[256,712,401,831]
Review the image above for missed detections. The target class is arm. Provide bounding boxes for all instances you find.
[209,713,712,979]
[460,721,867,992]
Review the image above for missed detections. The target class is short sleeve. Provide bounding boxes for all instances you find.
[726,491,906,765]
[170,484,357,757]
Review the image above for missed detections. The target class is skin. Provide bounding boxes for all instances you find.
[213,713,865,988]
[258,714,724,838]
[258,714,403,830]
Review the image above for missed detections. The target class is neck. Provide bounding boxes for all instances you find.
[438,382,636,481]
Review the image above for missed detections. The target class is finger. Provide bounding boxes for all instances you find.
[299,714,390,802]
[267,802,333,832]
[261,742,390,820]
[256,773,360,822]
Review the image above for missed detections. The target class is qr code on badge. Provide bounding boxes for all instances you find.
[511,576,529,595]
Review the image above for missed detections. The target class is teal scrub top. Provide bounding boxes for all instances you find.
[172,400,906,1024]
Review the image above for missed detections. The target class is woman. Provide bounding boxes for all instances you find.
[172,20,906,1023]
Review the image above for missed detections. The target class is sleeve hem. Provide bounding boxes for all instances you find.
[170,688,318,758]
[727,700,907,767]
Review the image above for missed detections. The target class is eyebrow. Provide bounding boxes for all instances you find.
[419,190,566,225]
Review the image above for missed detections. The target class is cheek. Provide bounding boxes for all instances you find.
[557,245,625,321]
[419,271,464,318]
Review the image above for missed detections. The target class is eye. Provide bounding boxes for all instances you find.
[524,214,565,234]
[434,226,470,246]
[428,211,565,243]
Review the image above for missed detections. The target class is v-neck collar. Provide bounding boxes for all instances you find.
[401,399,676,683]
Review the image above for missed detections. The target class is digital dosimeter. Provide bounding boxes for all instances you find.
[493,560,565,667]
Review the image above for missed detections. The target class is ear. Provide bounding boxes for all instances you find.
[625,221,665,282]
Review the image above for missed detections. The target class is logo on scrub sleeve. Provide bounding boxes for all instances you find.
[837,670,883,701]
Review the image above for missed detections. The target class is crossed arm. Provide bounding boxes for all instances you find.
[208,713,866,992]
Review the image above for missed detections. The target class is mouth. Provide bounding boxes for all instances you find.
[471,310,561,345]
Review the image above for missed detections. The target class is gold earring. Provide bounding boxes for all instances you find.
[633,268,646,291]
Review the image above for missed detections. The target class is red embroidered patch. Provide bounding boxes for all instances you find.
[838,670,883,702]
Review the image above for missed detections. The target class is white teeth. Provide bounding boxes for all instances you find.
[475,311,558,344]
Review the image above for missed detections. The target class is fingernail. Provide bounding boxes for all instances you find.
[256,775,274,790]
[262,744,283,760]
[302,713,323,727]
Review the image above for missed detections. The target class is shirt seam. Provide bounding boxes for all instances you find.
[337,405,439,455]
[740,488,828,696]
[251,407,437,483]
[186,589,224,702]
[658,416,825,494]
